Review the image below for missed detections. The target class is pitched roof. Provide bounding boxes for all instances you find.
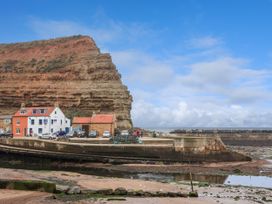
[0,115,12,119]
[14,107,55,117]
[72,114,115,124]
[91,114,114,124]
[73,117,92,124]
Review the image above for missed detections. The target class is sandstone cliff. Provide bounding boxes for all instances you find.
[0,35,132,129]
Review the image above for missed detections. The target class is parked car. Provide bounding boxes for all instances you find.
[76,130,86,137]
[66,130,76,138]
[0,130,12,138]
[54,131,67,137]
[88,130,98,138]
[102,130,111,138]
[120,130,129,136]
[38,133,56,140]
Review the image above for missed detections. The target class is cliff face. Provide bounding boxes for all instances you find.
[0,35,132,129]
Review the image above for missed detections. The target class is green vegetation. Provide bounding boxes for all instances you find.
[39,55,72,72]
[188,191,198,197]
[0,60,18,72]
[198,181,210,187]
[0,35,85,50]
[0,179,56,193]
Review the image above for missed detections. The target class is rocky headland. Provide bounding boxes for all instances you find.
[0,35,132,129]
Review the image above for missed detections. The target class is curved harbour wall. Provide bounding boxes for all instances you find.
[0,137,250,163]
[170,130,272,146]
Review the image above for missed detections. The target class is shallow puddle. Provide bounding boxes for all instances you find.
[224,175,272,189]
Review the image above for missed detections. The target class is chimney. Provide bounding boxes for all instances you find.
[21,103,25,108]
[54,101,59,107]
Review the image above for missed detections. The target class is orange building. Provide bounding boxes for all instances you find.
[73,114,116,137]
[12,116,28,137]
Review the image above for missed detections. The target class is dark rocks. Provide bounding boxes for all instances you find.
[114,187,127,195]
[96,188,114,195]
[56,185,69,193]
[67,186,81,195]
[133,189,144,196]
[79,187,188,198]
[56,185,81,194]
[189,191,198,197]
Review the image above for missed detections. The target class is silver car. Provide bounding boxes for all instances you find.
[38,133,56,140]
[102,130,111,138]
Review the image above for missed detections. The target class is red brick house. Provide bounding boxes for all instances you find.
[73,114,116,137]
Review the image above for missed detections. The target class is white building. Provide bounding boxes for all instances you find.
[13,107,71,137]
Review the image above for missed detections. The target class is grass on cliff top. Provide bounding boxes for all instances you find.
[0,35,85,50]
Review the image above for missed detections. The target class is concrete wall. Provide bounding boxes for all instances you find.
[0,137,251,163]
[171,132,272,146]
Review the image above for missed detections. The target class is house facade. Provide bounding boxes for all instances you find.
[73,114,116,137]
[0,115,12,134]
[12,107,71,137]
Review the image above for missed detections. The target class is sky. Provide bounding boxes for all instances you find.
[1,0,272,128]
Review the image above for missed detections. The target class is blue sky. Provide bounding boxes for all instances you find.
[1,0,272,127]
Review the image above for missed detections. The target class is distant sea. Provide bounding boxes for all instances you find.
[144,127,272,133]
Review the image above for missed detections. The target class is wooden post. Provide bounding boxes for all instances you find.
[189,172,194,192]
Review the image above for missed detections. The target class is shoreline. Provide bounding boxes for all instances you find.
[0,166,271,204]
[0,145,270,203]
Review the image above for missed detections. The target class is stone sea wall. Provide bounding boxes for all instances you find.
[170,131,272,146]
[0,137,251,163]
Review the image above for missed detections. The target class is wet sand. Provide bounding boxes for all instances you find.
[0,167,271,204]
[0,190,49,204]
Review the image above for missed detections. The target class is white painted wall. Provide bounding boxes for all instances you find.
[27,107,71,136]
[49,107,71,134]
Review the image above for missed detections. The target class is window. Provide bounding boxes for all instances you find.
[55,111,57,114]
[32,109,37,114]
[16,120,20,125]
[65,120,67,124]
[4,119,11,124]
[40,109,45,114]
[44,119,48,125]
[29,128,33,134]
[20,110,26,114]
[38,128,43,134]
[51,128,53,133]
[31,119,34,125]
[39,119,42,125]
[16,128,20,134]
[61,119,62,125]
[51,119,54,125]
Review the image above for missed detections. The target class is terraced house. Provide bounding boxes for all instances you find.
[0,115,12,134]
[12,107,71,137]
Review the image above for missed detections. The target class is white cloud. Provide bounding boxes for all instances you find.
[120,50,272,127]
[188,36,222,49]
[133,99,272,128]
[112,50,176,86]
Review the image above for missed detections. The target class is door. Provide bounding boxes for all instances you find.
[82,125,89,134]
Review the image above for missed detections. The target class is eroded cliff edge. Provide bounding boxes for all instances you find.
[0,35,132,129]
